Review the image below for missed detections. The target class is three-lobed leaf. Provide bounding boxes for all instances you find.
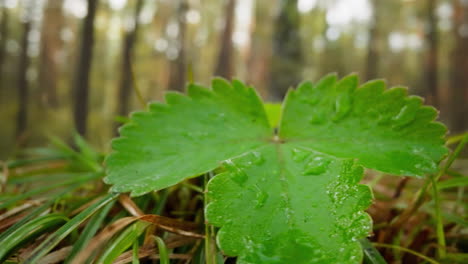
[105,74,447,263]
[105,79,270,196]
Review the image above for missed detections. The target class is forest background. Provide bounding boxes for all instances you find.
[0,0,467,159]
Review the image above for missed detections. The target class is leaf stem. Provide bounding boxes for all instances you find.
[446,132,468,145]
[372,243,440,264]
[430,174,446,259]
[204,172,217,264]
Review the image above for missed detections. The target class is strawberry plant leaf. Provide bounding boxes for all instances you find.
[105,79,271,196]
[206,145,372,263]
[280,74,447,176]
[106,75,448,263]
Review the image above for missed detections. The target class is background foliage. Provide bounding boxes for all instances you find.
[0,0,467,157]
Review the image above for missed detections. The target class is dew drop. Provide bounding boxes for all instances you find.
[333,93,352,121]
[223,159,236,170]
[377,114,392,125]
[181,131,192,139]
[414,159,436,172]
[292,148,310,162]
[224,160,248,186]
[411,147,424,154]
[255,190,268,208]
[231,168,248,186]
[301,96,320,106]
[309,114,327,125]
[218,112,226,120]
[367,108,379,118]
[250,151,265,165]
[182,131,209,139]
[392,103,417,127]
[303,157,331,175]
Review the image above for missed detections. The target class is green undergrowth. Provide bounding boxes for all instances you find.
[0,75,467,263]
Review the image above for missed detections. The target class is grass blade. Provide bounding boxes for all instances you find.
[132,239,140,264]
[154,236,169,264]
[431,174,447,259]
[64,200,115,263]
[360,238,387,264]
[0,172,100,210]
[96,221,149,264]
[437,177,468,189]
[22,193,119,264]
[0,213,68,262]
[0,184,82,241]
[373,243,440,264]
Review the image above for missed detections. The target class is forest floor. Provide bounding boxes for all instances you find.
[0,133,467,264]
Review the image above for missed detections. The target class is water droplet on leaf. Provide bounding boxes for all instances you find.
[224,160,248,186]
[292,148,310,162]
[300,96,320,106]
[250,151,265,165]
[392,102,418,127]
[231,168,248,186]
[333,93,352,121]
[255,190,268,208]
[309,114,327,125]
[303,157,331,175]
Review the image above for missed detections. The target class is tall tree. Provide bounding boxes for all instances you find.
[116,0,144,120]
[168,0,188,92]
[39,0,64,108]
[246,0,273,97]
[73,0,99,136]
[0,1,8,94]
[214,0,236,79]
[450,0,468,132]
[422,0,439,106]
[16,1,34,141]
[365,0,380,81]
[269,0,302,100]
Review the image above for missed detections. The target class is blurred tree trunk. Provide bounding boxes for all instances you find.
[450,0,468,132]
[0,3,8,89]
[116,0,144,121]
[39,0,64,108]
[214,0,236,79]
[0,3,8,114]
[269,0,302,100]
[73,0,98,136]
[365,0,380,80]
[15,3,33,141]
[422,0,438,107]
[246,0,273,97]
[168,0,188,92]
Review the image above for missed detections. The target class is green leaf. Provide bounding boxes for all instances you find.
[280,74,447,176]
[106,75,447,263]
[206,145,372,263]
[264,103,282,128]
[105,79,271,196]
